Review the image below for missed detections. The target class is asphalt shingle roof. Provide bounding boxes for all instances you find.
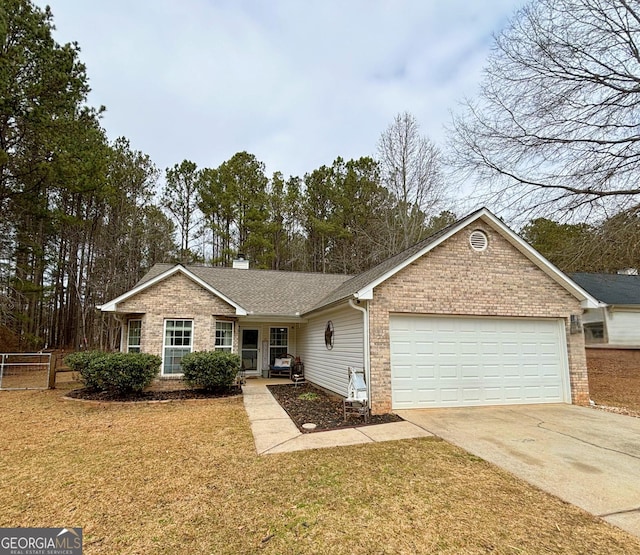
[570,273,640,305]
[136,263,352,316]
[134,209,488,317]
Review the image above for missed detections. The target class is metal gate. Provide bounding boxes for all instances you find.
[0,353,52,390]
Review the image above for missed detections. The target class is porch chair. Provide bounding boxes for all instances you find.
[343,367,369,423]
[268,354,294,378]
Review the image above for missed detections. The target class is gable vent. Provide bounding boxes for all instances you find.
[469,230,488,251]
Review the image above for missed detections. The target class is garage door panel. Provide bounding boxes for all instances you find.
[417,388,437,404]
[414,343,435,354]
[542,385,561,398]
[390,316,569,409]
[438,342,457,356]
[395,388,438,408]
[483,365,501,379]
[503,365,521,378]
[521,343,539,355]
[460,364,480,379]
[393,365,413,379]
[462,388,481,402]
[483,387,502,401]
[415,365,436,378]
[439,365,458,379]
[481,342,499,356]
[522,364,541,378]
[502,342,520,355]
[440,388,459,403]
[504,386,524,400]
[391,342,412,357]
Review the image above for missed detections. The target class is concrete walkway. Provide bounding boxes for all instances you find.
[397,404,640,539]
[242,378,431,455]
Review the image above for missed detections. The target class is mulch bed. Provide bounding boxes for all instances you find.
[65,386,241,402]
[268,383,403,433]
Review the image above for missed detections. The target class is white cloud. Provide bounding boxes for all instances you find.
[36,0,526,179]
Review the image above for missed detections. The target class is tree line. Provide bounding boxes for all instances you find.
[0,2,175,350]
[4,0,640,351]
[163,143,450,274]
[0,2,447,350]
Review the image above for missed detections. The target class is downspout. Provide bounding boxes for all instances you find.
[348,298,371,404]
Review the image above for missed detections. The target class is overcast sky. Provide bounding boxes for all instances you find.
[36,0,527,180]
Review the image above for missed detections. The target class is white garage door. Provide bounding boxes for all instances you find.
[390,315,570,409]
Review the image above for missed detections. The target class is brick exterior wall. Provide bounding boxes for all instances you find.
[368,223,589,414]
[116,272,238,377]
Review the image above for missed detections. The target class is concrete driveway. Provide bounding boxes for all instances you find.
[397,404,640,538]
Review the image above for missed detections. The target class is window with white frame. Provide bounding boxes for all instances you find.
[269,327,288,365]
[163,319,193,375]
[127,319,142,353]
[215,321,233,352]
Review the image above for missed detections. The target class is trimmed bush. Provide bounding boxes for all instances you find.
[181,350,241,390]
[65,351,107,390]
[65,351,161,394]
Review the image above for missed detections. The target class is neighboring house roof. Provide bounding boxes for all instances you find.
[570,273,640,306]
[309,207,601,312]
[100,207,601,317]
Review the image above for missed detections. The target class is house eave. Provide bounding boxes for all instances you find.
[581,299,607,310]
[241,314,307,323]
[606,304,640,312]
[354,289,373,300]
[302,297,352,318]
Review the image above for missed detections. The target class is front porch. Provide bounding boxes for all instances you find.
[237,322,301,378]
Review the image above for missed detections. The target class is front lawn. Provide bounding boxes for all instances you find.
[1,382,639,554]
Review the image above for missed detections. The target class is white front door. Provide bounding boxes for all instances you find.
[390,315,569,409]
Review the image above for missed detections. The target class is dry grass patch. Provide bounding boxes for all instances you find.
[587,348,640,413]
[1,382,639,554]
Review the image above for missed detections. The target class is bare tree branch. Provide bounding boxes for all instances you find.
[449,0,640,219]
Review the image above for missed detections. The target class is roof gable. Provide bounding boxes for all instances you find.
[308,207,600,312]
[99,265,248,315]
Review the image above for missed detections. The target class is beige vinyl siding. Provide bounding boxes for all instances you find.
[298,303,365,397]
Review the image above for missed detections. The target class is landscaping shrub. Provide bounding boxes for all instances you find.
[181,350,240,390]
[65,351,161,394]
[65,351,107,390]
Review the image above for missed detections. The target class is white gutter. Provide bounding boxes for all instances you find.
[348,298,371,405]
